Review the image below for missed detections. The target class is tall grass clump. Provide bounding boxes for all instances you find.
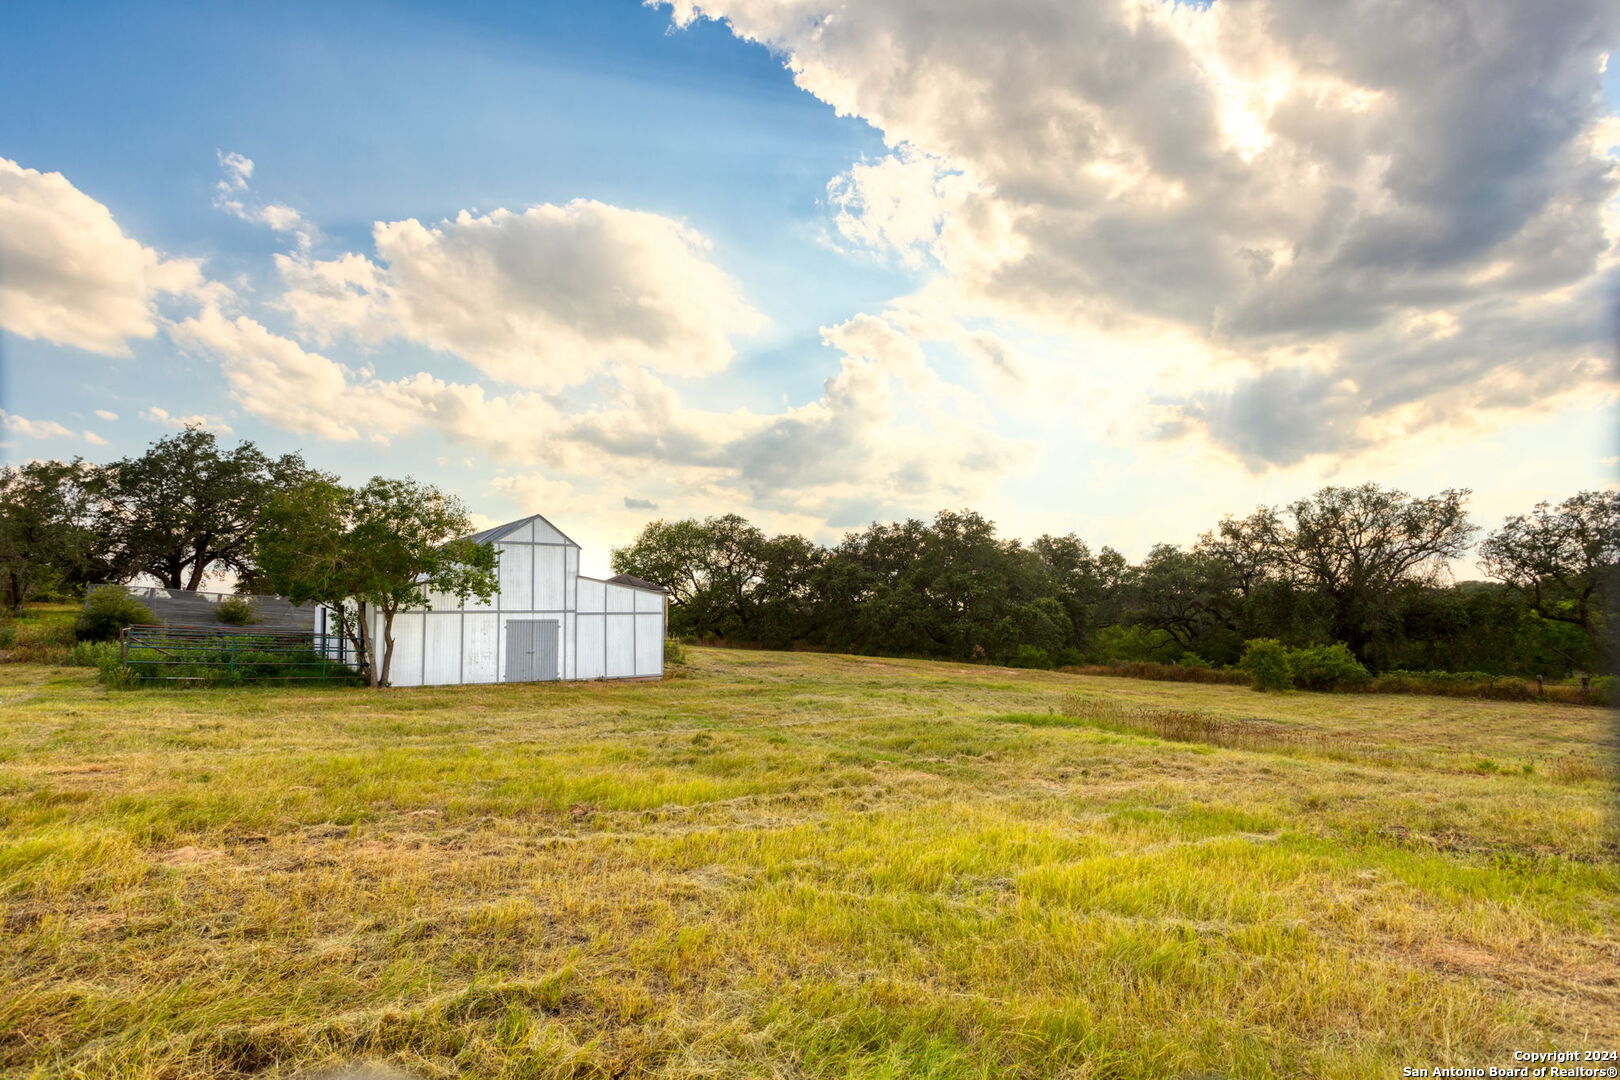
[1062,661,1249,685]
[62,641,120,667]
[1370,670,1535,702]
[0,605,78,663]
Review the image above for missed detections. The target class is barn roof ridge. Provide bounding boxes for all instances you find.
[462,513,581,548]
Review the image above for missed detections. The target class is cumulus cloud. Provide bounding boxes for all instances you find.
[276,199,766,389]
[0,410,74,439]
[138,405,234,434]
[213,150,318,250]
[660,0,1620,466]
[170,307,1021,524]
[0,157,210,355]
[93,409,118,421]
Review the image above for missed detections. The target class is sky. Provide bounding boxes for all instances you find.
[2,0,1617,577]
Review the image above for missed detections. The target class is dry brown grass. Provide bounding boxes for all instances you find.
[0,643,1616,1079]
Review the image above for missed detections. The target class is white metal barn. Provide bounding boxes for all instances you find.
[320,514,667,687]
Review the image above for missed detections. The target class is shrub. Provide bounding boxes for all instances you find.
[73,590,155,642]
[215,596,260,626]
[1239,639,1293,692]
[1287,643,1371,692]
[1053,646,1084,668]
[663,637,688,666]
[1009,644,1054,669]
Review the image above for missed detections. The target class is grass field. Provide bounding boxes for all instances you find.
[1,638,1616,1079]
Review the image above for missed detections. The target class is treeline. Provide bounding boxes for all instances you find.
[0,428,319,608]
[0,429,497,687]
[611,486,1618,677]
[4,429,1613,680]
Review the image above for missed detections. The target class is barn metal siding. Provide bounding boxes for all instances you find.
[348,513,664,688]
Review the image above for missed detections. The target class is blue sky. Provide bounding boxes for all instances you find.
[3,0,1617,574]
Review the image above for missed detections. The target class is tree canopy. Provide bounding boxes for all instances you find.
[0,460,104,613]
[254,476,498,687]
[615,486,1615,676]
[98,428,324,590]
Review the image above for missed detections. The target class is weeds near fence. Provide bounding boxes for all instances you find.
[110,625,364,687]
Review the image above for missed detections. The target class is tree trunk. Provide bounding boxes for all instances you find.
[184,556,208,591]
[356,599,379,688]
[378,607,397,687]
[334,604,367,681]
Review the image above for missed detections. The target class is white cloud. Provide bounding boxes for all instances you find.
[82,431,109,446]
[138,405,235,435]
[276,199,766,389]
[167,308,432,440]
[827,148,975,268]
[93,409,118,421]
[659,0,1620,467]
[0,410,74,439]
[170,306,1021,526]
[0,157,211,355]
[213,150,318,250]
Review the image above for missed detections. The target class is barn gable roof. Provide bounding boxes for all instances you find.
[461,513,580,548]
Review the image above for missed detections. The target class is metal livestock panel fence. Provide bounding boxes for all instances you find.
[118,624,365,685]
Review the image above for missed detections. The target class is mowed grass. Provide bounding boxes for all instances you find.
[0,647,1616,1079]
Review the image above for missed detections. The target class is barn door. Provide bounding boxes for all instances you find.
[504,619,559,682]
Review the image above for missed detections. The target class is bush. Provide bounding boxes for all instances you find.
[663,637,688,666]
[1239,639,1293,692]
[63,641,120,667]
[215,596,260,626]
[1053,646,1084,668]
[1287,643,1371,692]
[1009,644,1054,669]
[0,623,15,649]
[73,589,155,642]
